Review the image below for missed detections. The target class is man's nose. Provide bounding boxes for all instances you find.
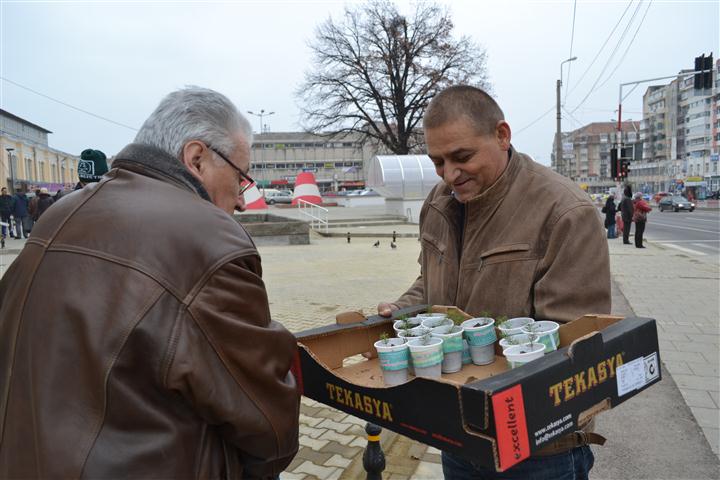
[235,193,247,212]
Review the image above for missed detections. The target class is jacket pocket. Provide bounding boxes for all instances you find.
[477,243,533,267]
[421,232,450,264]
[460,244,538,318]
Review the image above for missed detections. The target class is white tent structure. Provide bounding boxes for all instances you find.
[366,155,439,223]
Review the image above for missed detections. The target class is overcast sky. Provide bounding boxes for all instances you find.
[1,0,717,166]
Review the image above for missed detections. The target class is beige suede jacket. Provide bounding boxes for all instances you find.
[396,147,611,323]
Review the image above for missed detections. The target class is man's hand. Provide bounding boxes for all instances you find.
[377,302,399,317]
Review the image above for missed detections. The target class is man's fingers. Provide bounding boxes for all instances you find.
[377,302,398,317]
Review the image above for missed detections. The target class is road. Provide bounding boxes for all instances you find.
[643,208,719,260]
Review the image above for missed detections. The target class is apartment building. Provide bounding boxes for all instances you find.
[554,121,640,194]
[631,61,719,195]
[1,109,79,192]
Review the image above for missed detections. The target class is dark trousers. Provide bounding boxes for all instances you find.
[635,220,646,247]
[0,213,10,237]
[622,216,632,243]
[442,447,595,480]
[13,216,29,238]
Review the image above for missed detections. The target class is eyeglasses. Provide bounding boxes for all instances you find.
[208,145,255,195]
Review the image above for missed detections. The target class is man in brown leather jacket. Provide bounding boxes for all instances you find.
[379,86,610,479]
[0,87,300,479]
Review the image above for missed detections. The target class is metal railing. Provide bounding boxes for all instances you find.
[298,198,329,233]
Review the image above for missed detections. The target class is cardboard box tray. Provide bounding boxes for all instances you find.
[292,305,662,471]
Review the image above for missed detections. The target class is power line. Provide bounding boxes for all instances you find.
[513,105,556,136]
[567,0,635,98]
[570,0,645,114]
[564,0,578,105]
[594,0,653,92]
[1,77,138,131]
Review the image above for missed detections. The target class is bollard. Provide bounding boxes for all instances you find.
[392,230,397,243]
[363,422,385,480]
[347,232,351,243]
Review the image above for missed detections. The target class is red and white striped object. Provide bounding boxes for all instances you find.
[291,172,322,205]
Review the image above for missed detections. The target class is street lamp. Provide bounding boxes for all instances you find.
[5,147,15,190]
[247,109,276,187]
[557,56,577,179]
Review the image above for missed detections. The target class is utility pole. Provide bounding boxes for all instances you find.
[5,148,15,190]
[557,57,577,178]
[247,109,275,189]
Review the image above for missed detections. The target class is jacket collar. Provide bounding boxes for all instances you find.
[429,145,523,219]
[112,143,211,202]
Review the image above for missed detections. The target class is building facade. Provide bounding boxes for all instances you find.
[1,109,79,192]
[631,61,719,196]
[553,121,640,194]
[249,132,380,193]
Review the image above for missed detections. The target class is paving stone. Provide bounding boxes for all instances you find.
[685,333,720,344]
[314,409,349,422]
[421,452,442,463]
[407,442,426,460]
[299,436,330,450]
[341,415,367,426]
[700,426,719,455]
[662,360,692,375]
[673,374,720,391]
[348,437,367,448]
[319,441,363,459]
[300,425,327,439]
[318,429,357,446]
[672,341,719,356]
[413,460,445,479]
[427,446,442,455]
[316,418,353,433]
[658,331,691,342]
[687,362,720,377]
[324,454,352,469]
[292,461,340,480]
[659,350,708,363]
[295,446,334,466]
[680,389,718,408]
[280,472,307,480]
[658,339,677,351]
[689,406,720,429]
[709,391,719,408]
[299,413,324,427]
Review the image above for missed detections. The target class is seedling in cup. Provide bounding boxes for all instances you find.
[374,333,409,386]
[504,323,545,369]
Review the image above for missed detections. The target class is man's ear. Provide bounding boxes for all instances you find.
[495,121,512,150]
[181,141,206,182]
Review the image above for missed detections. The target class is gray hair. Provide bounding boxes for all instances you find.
[134,86,253,161]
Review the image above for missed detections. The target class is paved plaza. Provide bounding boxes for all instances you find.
[1,204,718,479]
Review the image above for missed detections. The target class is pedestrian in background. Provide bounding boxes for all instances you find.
[0,87,299,478]
[33,187,54,221]
[0,187,13,241]
[620,185,634,245]
[602,194,617,239]
[11,188,29,239]
[632,192,651,249]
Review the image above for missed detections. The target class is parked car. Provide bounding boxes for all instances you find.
[346,188,379,196]
[658,195,695,212]
[264,190,293,205]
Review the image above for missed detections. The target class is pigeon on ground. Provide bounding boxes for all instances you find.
[373,241,380,247]
[390,242,397,249]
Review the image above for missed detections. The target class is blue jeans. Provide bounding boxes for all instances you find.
[442,446,595,480]
[606,224,616,239]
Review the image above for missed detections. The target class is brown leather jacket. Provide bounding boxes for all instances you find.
[396,146,611,323]
[0,144,299,479]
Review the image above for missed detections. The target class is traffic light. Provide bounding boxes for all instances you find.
[620,159,630,179]
[694,53,714,90]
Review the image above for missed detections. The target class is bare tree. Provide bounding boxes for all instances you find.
[297,1,490,155]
